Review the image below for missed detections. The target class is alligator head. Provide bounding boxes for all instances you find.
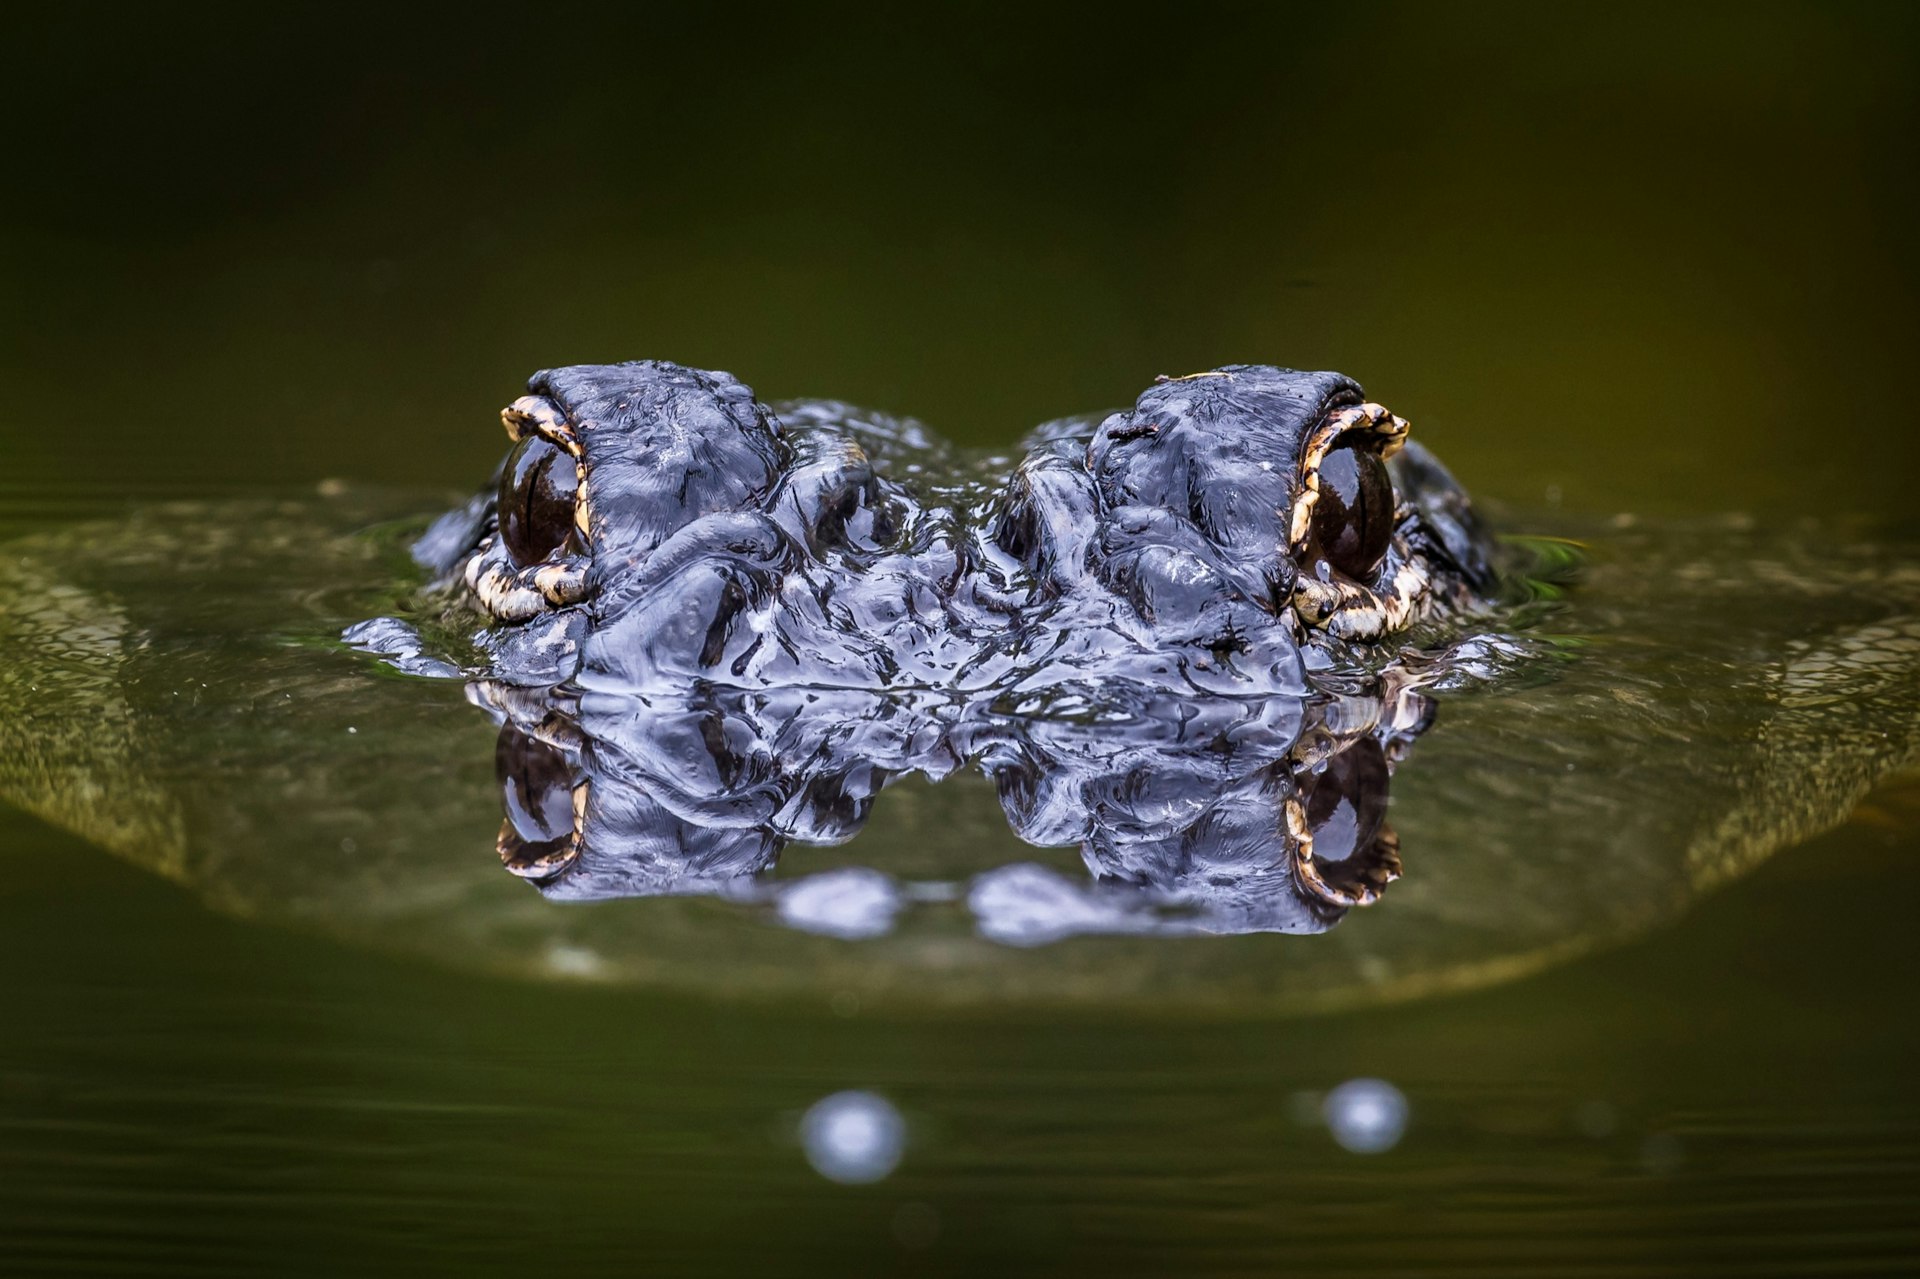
[410,360,1498,694]
[354,359,1506,926]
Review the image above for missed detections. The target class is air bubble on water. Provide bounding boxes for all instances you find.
[801,1091,905,1184]
[1322,1078,1408,1153]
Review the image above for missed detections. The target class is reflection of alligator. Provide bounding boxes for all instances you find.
[350,360,1500,931]
[477,673,1431,942]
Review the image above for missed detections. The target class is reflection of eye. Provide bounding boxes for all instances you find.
[1312,443,1394,581]
[497,725,574,844]
[498,436,579,567]
[495,725,579,880]
[1302,737,1388,866]
[1293,737,1399,908]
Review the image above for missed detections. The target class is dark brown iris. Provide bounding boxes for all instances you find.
[498,436,579,567]
[1312,442,1394,581]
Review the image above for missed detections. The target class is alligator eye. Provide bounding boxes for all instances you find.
[498,436,579,567]
[1312,443,1394,580]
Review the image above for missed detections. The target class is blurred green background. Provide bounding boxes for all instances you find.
[5,3,1920,1274]
[4,2,1917,515]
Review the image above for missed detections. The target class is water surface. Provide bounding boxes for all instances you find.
[4,4,1920,1274]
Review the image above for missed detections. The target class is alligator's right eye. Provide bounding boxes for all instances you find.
[1311,442,1394,581]
[498,436,579,567]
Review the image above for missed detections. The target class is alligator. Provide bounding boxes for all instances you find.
[2,360,1916,1009]
[383,360,1497,690]
[347,361,1506,928]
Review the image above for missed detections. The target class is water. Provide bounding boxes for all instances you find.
[5,5,1920,1274]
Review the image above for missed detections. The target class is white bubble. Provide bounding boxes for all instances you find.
[801,1091,905,1184]
[1322,1078,1408,1153]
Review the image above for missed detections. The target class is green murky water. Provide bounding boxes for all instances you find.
[5,5,1920,1274]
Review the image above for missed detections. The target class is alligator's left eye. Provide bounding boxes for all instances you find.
[498,436,579,567]
[1312,442,1394,580]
